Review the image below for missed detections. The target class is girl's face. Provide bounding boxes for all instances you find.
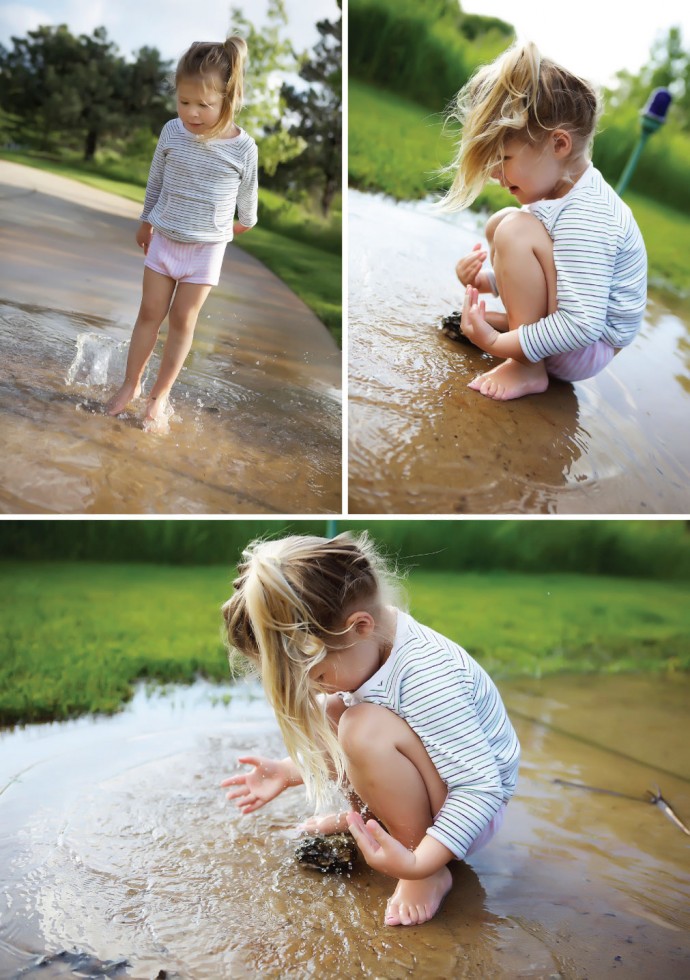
[490,135,572,203]
[177,74,225,135]
[308,614,385,694]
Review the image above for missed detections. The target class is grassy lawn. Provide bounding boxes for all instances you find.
[1,562,688,726]
[0,149,342,345]
[349,79,690,298]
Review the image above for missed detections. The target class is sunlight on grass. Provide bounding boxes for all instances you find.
[1,563,687,725]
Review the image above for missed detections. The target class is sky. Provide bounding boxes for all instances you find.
[463,0,690,87]
[0,0,340,61]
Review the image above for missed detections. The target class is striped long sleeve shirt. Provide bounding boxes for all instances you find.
[140,118,258,244]
[346,611,520,860]
[516,165,647,362]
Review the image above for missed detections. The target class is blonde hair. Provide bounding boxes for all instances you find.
[222,532,402,805]
[442,41,601,210]
[176,35,247,140]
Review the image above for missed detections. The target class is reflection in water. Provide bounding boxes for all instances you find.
[348,190,690,514]
[1,676,688,979]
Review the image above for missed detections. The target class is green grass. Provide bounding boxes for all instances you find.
[349,80,690,297]
[408,571,690,680]
[235,223,342,345]
[1,562,688,727]
[0,149,342,344]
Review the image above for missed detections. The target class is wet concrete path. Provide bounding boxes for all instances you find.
[0,162,341,514]
[1,674,688,979]
[348,190,690,514]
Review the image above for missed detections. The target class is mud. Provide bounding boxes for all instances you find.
[1,674,688,979]
[0,162,341,514]
[348,190,690,514]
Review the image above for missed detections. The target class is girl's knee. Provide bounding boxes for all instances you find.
[493,209,552,254]
[338,702,395,759]
[485,206,520,245]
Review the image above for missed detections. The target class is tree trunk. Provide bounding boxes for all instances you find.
[83,129,98,161]
[320,173,338,218]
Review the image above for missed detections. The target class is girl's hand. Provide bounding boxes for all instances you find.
[455,243,489,290]
[346,811,418,879]
[462,286,499,352]
[136,222,154,254]
[221,755,291,814]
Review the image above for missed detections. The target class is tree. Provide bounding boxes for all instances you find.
[607,26,690,131]
[0,24,171,160]
[230,0,306,175]
[279,14,342,216]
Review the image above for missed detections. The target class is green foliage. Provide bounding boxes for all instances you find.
[1,562,687,725]
[408,571,690,679]
[235,224,342,343]
[0,563,236,725]
[0,25,172,160]
[278,15,341,216]
[349,0,512,110]
[231,0,306,175]
[2,520,689,579]
[623,190,690,295]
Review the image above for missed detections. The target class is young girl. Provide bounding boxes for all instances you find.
[445,41,647,401]
[220,533,520,928]
[106,35,258,430]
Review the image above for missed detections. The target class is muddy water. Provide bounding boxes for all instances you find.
[0,162,341,514]
[1,675,688,979]
[348,190,690,514]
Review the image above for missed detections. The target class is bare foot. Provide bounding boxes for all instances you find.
[384,866,453,927]
[105,382,141,416]
[468,357,549,400]
[142,393,172,433]
[299,812,349,834]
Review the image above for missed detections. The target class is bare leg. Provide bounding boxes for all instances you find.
[338,703,453,927]
[106,267,175,415]
[469,210,557,400]
[144,281,213,430]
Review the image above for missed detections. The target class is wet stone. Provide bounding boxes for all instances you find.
[294,832,358,873]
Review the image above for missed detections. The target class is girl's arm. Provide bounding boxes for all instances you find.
[234,142,259,232]
[347,812,454,879]
[140,123,170,223]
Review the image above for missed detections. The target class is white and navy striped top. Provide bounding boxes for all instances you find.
[140,118,259,244]
[515,164,647,362]
[346,611,520,860]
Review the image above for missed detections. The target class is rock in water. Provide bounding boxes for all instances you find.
[295,832,358,873]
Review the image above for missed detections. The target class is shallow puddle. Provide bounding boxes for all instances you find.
[1,674,688,979]
[348,190,690,514]
[0,163,341,515]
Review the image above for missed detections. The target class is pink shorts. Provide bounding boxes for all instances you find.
[545,340,616,382]
[145,233,227,285]
[465,803,506,857]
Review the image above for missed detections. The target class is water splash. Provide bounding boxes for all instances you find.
[65,332,140,390]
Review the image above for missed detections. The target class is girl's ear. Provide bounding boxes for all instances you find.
[344,610,376,637]
[552,129,573,158]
